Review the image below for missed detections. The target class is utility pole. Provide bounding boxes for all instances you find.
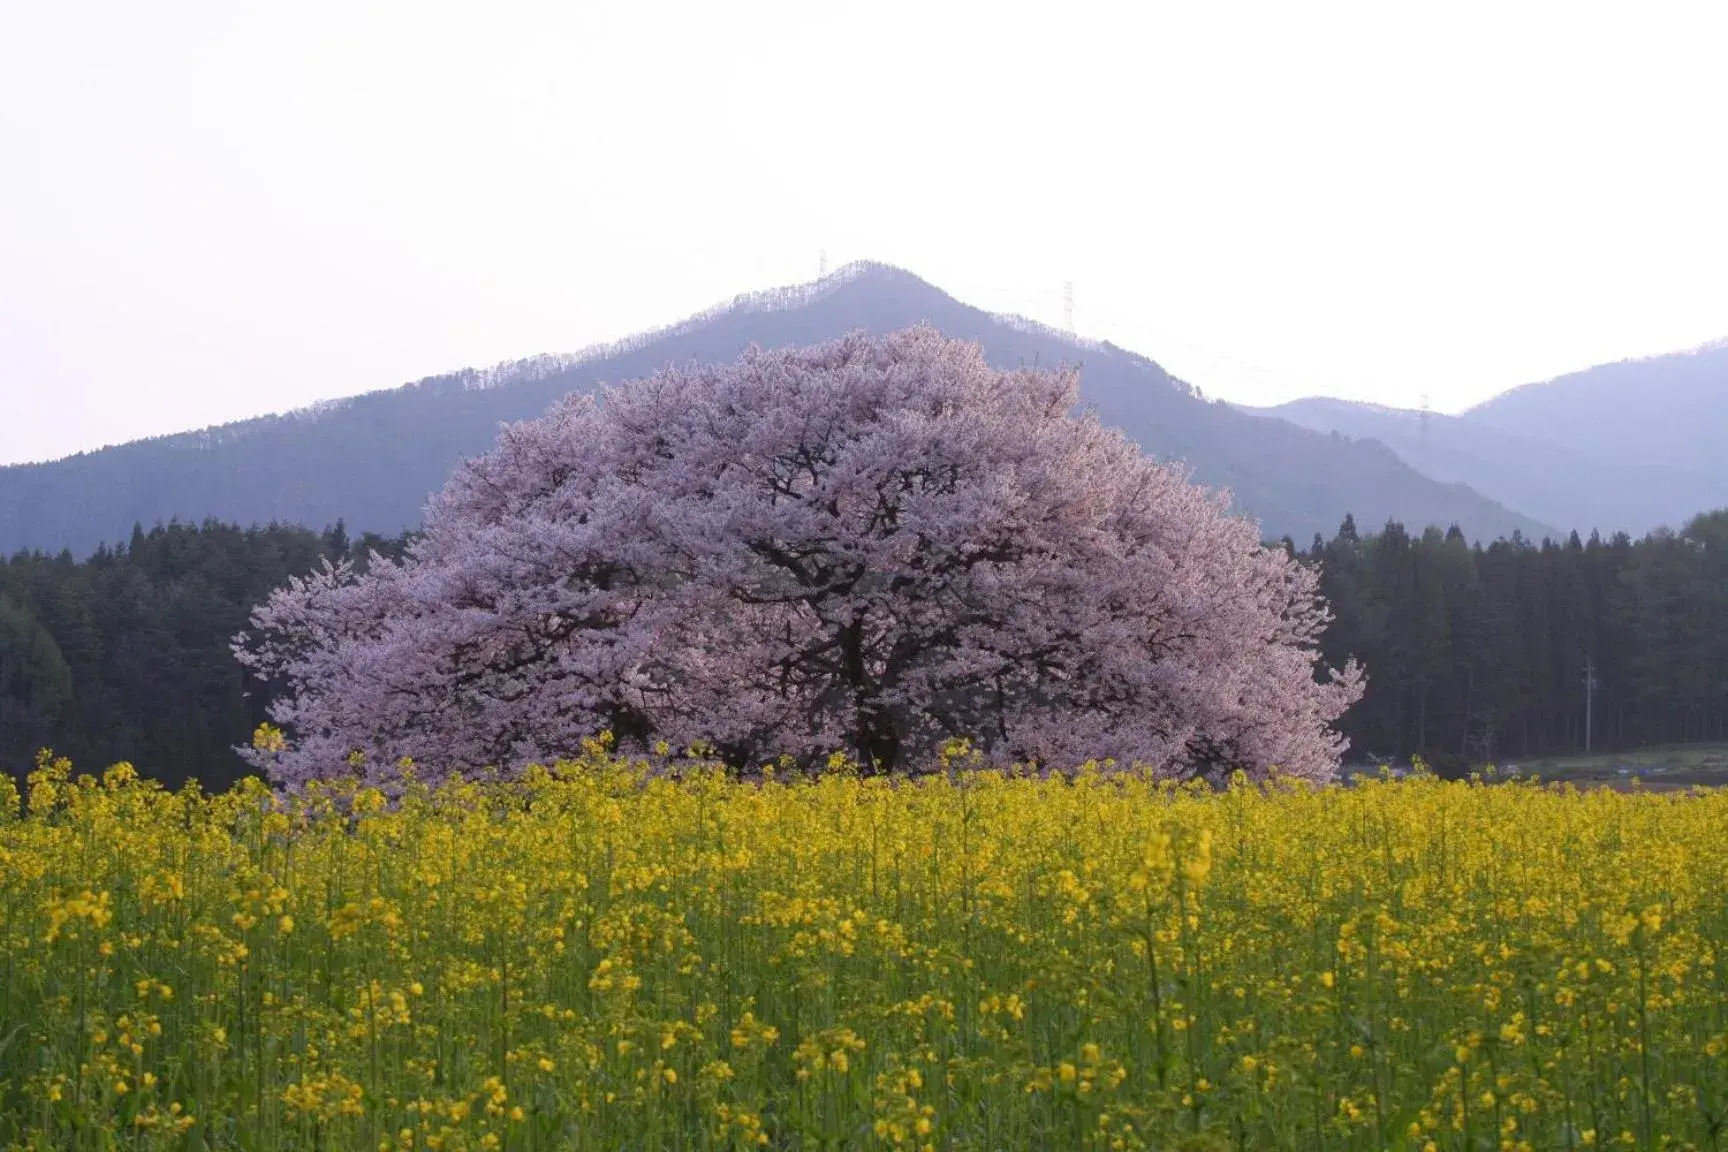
[1583,657,1598,753]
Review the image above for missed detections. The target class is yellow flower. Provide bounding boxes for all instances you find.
[6,748,1727,1147]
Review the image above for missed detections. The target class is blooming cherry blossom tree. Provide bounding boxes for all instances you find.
[237,326,1361,785]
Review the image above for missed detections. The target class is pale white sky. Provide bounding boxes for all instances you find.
[3,0,1726,467]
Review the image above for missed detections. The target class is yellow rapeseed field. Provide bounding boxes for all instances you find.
[2,741,1725,1151]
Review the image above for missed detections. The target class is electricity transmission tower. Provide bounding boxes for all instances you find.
[1063,281,1074,332]
[819,249,828,277]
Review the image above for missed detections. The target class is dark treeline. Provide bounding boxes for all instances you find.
[0,519,413,788]
[2,511,1725,789]
[1299,509,1728,771]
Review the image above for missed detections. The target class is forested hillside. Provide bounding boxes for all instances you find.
[0,263,1547,556]
[5,510,1724,787]
[1306,510,1728,766]
[0,520,411,786]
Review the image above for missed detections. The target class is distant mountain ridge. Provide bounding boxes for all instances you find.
[95,262,1156,457]
[1461,339,1728,480]
[0,262,1548,557]
[1247,339,1728,537]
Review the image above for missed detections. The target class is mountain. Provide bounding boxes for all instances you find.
[0,263,1549,557]
[1254,397,1716,537]
[1248,340,1728,537]
[1462,341,1728,478]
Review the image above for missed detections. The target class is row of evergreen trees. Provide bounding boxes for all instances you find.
[1296,510,1728,769]
[0,520,409,788]
[1,512,1724,788]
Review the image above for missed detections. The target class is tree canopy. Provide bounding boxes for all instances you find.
[237,327,1361,785]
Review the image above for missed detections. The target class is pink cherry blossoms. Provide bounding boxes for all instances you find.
[236,326,1362,786]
